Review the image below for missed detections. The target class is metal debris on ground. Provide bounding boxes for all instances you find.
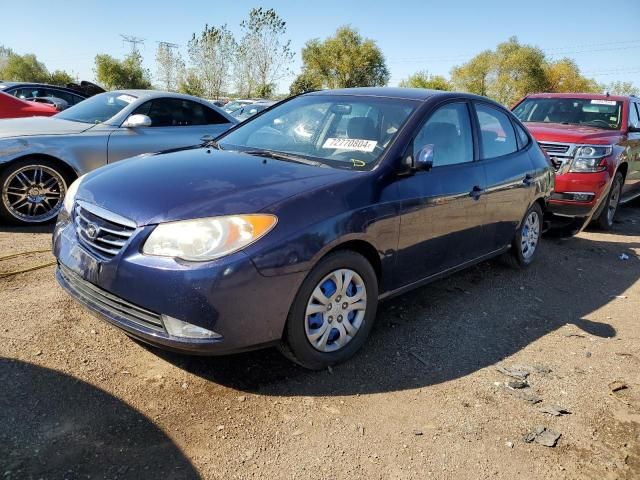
[524,426,561,447]
[539,404,571,416]
[496,366,530,380]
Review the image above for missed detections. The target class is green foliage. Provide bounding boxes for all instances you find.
[295,26,389,91]
[94,51,152,90]
[605,81,639,96]
[48,70,75,86]
[398,70,452,91]
[289,71,322,95]
[177,70,205,97]
[155,43,185,91]
[450,37,602,105]
[1,53,50,83]
[255,83,275,98]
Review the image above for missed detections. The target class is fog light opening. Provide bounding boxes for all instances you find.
[162,315,222,340]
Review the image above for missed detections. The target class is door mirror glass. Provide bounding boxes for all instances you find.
[123,114,152,128]
[416,144,434,171]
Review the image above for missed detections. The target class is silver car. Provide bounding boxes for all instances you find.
[0,90,237,225]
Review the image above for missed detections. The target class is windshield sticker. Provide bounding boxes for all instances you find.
[322,138,378,152]
[117,94,136,104]
[591,100,617,106]
[351,159,366,167]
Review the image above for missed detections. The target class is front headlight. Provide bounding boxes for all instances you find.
[142,214,278,261]
[569,145,612,173]
[63,174,86,213]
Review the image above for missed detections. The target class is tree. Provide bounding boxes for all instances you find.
[48,70,75,86]
[238,8,294,97]
[187,24,235,98]
[294,26,389,90]
[605,81,639,96]
[0,53,50,83]
[289,71,321,95]
[94,51,151,90]
[450,50,493,97]
[544,58,601,93]
[399,70,452,91]
[155,43,185,91]
[177,69,205,97]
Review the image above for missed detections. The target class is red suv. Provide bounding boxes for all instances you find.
[513,93,640,229]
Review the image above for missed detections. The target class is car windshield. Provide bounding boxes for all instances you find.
[55,92,137,124]
[218,95,418,170]
[513,98,623,130]
[224,101,251,112]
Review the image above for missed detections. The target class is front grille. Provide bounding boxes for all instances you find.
[538,142,571,155]
[59,264,165,332]
[74,201,136,258]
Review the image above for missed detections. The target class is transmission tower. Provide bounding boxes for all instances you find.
[120,34,145,54]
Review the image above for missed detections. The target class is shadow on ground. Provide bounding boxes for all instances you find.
[0,358,200,479]
[152,227,638,397]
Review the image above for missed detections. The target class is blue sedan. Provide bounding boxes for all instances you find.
[53,88,554,369]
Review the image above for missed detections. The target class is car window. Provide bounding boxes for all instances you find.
[514,122,530,148]
[44,89,84,106]
[413,102,473,167]
[11,87,44,100]
[476,104,518,159]
[135,98,229,127]
[629,102,640,129]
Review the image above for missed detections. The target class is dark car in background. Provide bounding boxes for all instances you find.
[230,101,275,121]
[53,88,553,369]
[0,80,104,110]
[513,93,640,230]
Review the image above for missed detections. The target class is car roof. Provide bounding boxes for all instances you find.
[525,92,630,102]
[111,89,214,102]
[306,87,496,104]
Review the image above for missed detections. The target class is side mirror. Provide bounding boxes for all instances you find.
[122,114,152,128]
[415,144,435,171]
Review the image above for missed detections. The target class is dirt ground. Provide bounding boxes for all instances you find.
[0,207,639,480]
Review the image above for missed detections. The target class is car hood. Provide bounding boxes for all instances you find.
[524,122,622,144]
[0,116,94,139]
[77,148,352,226]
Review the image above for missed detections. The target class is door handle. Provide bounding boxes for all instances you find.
[469,185,484,200]
[523,174,534,186]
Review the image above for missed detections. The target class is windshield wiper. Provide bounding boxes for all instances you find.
[242,149,325,167]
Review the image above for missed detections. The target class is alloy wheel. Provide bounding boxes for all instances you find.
[520,210,540,259]
[606,177,622,226]
[1,165,66,223]
[304,268,367,353]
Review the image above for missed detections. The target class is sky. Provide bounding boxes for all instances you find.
[2,0,639,93]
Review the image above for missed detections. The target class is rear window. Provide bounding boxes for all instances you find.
[513,98,623,130]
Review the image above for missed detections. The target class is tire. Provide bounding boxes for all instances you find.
[0,158,70,225]
[278,250,379,370]
[502,203,543,268]
[593,171,623,230]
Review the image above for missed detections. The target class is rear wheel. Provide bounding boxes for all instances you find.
[593,171,623,230]
[278,251,378,370]
[0,158,70,225]
[502,203,543,268]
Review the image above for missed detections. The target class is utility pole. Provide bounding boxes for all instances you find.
[156,41,182,91]
[120,34,145,54]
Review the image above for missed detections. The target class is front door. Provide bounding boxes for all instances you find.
[395,101,491,286]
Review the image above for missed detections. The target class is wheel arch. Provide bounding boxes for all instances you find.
[321,238,382,285]
[1,153,79,183]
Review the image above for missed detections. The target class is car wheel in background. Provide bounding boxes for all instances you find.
[279,250,379,370]
[0,158,70,225]
[593,171,624,230]
[502,202,543,268]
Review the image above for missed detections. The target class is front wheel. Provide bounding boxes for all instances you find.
[279,250,379,370]
[593,171,623,230]
[503,203,543,268]
[0,159,69,225]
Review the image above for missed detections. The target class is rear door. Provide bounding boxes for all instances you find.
[106,98,233,163]
[395,101,490,285]
[473,102,537,248]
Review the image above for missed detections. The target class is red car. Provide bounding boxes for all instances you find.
[513,93,640,230]
[0,91,58,119]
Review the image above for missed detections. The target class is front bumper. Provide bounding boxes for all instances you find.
[547,170,610,218]
[53,214,305,355]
